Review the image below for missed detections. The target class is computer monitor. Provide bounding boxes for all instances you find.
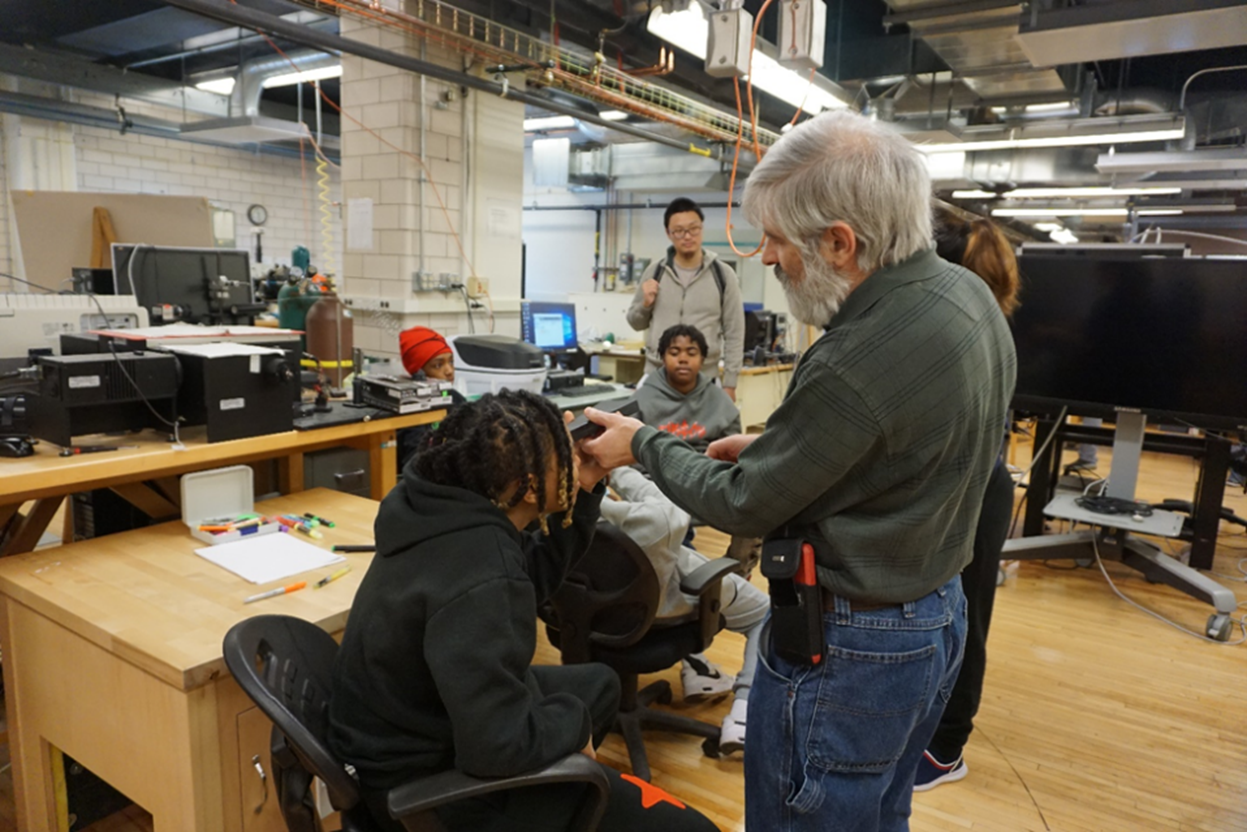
[1011,254,1247,430]
[521,301,578,353]
[110,244,255,325]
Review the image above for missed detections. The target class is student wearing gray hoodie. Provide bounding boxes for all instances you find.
[599,465,767,755]
[634,324,741,454]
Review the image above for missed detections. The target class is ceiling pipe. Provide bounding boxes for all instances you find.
[158,0,726,160]
[0,89,336,163]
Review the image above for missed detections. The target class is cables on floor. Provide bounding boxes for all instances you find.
[1090,534,1246,646]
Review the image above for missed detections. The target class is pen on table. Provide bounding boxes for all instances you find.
[59,445,139,457]
[304,513,336,528]
[244,581,307,604]
[331,544,376,553]
[315,566,352,589]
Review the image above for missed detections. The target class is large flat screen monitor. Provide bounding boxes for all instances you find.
[521,301,578,353]
[1011,254,1247,431]
[111,244,253,325]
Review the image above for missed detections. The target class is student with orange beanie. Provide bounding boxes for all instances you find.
[397,326,465,470]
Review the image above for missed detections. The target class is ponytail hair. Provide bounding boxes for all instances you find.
[935,207,1021,318]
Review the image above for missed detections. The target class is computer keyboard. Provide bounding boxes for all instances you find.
[545,383,618,399]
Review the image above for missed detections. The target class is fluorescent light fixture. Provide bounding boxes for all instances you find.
[648,4,709,58]
[989,101,1077,115]
[194,77,236,96]
[1135,209,1184,216]
[992,208,1129,218]
[1095,148,1247,175]
[953,186,1182,200]
[749,50,845,112]
[647,3,846,113]
[1006,186,1182,198]
[917,115,1186,154]
[599,110,629,121]
[524,115,577,131]
[262,64,343,88]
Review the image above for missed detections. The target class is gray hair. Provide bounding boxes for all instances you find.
[742,110,933,274]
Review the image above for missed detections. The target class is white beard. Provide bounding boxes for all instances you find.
[775,253,853,329]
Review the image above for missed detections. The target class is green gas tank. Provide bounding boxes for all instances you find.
[277,279,322,347]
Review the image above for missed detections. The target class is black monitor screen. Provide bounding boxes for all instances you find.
[521,301,578,352]
[111,245,252,324]
[1011,255,1247,430]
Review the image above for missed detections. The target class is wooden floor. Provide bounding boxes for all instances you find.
[2,441,1245,832]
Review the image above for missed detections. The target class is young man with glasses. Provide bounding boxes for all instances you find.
[627,197,745,401]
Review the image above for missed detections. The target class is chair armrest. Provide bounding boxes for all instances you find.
[679,556,740,653]
[680,556,739,596]
[388,753,610,832]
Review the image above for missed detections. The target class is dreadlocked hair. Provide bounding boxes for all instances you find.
[414,388,578,533]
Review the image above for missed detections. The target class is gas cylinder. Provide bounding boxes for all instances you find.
[305,291,354,386]
[277,279,321,348]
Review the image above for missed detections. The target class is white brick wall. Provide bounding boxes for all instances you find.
[71,125,341,274]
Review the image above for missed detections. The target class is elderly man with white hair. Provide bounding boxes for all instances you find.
[583,110,1016,831]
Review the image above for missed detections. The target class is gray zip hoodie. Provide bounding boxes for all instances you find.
[626,247,745,387]
[634,366,742,454]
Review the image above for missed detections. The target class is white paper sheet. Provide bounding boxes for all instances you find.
[347,197,374,251]
[195,532,345,584]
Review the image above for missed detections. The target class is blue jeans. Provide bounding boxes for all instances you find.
[744,576,967,832]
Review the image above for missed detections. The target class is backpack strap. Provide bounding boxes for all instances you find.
[660,250,726,302]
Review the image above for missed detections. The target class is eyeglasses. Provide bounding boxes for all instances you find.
[668,226,703,238]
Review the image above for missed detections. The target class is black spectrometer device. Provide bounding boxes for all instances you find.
[27,352,179,446]
[162,346,297,443]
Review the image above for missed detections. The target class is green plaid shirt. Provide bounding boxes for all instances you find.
[634,248,1017,604]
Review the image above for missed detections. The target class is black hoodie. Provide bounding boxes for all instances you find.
[328,469,604,790]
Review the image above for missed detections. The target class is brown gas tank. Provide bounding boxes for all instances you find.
[305,292,354,386]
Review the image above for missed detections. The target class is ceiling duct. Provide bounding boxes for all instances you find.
[883,1,1067,101]
[230,50,339,118]
[1017,0,1247,66]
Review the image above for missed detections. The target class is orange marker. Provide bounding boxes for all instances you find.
[244,581,307,604]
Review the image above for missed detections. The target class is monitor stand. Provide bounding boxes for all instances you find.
[1003,411,1238,640]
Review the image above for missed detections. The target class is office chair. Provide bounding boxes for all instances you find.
[222,615,611,832]
[542,522,739,782]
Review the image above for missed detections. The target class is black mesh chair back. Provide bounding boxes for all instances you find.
[541,522,660,664]
[223,614,375,832]
[542,521,737,781]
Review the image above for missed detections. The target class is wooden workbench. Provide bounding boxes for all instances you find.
[0,488,381,832]
[0,409,442,558]
[735,363,793,429]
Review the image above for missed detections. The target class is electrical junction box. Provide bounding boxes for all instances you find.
[706,8,753,78]
[778,0,827,70]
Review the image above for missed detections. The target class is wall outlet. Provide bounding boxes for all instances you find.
[466,276,490,298]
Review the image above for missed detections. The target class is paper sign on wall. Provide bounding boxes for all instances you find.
[347,197,374,251]
[487,197,519,240]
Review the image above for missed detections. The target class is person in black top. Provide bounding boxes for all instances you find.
[913,208,1021,791]
[329,389,718,832]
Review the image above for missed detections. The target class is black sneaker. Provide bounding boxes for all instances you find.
[914,751,967,792]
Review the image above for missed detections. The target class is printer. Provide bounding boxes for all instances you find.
[449,335,546,397]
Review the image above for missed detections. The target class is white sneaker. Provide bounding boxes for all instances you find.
[719,698,748,755]
[680,654,734,702]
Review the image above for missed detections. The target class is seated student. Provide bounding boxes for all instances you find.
[396,326,466,470]
[635,323,760,576]
[635,324,741,454]
[599,465,767,755]
[328,389,718,832]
